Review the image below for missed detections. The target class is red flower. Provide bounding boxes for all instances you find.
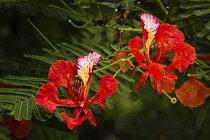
[128,13,196,94]
[35,52,118,130]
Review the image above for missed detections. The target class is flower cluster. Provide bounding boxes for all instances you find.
[34,13,210,131]
[128,13,196,94]
[35,52,118,130]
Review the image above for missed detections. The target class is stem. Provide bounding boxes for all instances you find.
[105,9,118,25]
[113,62,127,77]
[127,59,144,73]
[156,0,168,16]
[105,25,142,32]
[194,60,208,69]
[162,90,177,104]
[195,59,210,68]
[60,0,77,14]
[97,3,102,20]
[101,46,129,61]
[187,69,210,77]
[49,4,80,15]
[74,0,87,16]
[68,19,92,28]
[27,18,60,53]
[94,55,134,73]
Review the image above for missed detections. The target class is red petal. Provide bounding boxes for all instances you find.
[175,77,210,107]
[48,60,76,87]
[167,43,196,72]
[197,55,210,61]
[149,63,178,80]
[150,67,176,94]
[128,36,145,63]
[136,71,149,91]
[1,116,32,138]
[61,107,96,130]
[36,83,76,113]
[155,24,184,48]
[88,74,118,109]
[148,63,164,80]
[82,108,96,127]
[140,13,160,42]
[111,51,132,73]
[76,52,102,85]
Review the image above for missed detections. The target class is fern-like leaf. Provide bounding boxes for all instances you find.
[3,75,47,82]
[42,48,74,61]
[24,54,57,65]
[197,28,210,38]
[7,98,32,121]
[0,88,35,96]
[180,2,210,9]
[0,78,40,89]
[32,97,47,121]
[194,8,210,16]
[196,99,210,129]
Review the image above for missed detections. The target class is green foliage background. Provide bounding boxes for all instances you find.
[0,0,210,140]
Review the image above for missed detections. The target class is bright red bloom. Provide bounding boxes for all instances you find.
[128,13,196,94]
[35,52,118,130]
[1,115,32,138]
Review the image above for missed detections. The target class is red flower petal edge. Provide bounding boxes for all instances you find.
[136,71,149,91]
[87,74,118,108]
[48,60,76,87]
[61,108,96,131]
[128,36,145,64]
[35,83,76,113]
[167,42,196,72]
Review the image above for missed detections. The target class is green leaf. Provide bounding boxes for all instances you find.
[0,133,11,140]
[3,75,47,82]
[180,2,210,9]
[24,54,57,65]
[32,124,78,140]
[194,9,210,16]
[197,28,210,38]
[7,98,33,121]
[196,99,210,129]
[32,97,47,121]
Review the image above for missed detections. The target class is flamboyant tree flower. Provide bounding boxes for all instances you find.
[128,13,196,94]
[35,52,118,130]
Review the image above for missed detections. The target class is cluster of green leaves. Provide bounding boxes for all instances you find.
[180,0,210,40]
[0,76,47,121]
